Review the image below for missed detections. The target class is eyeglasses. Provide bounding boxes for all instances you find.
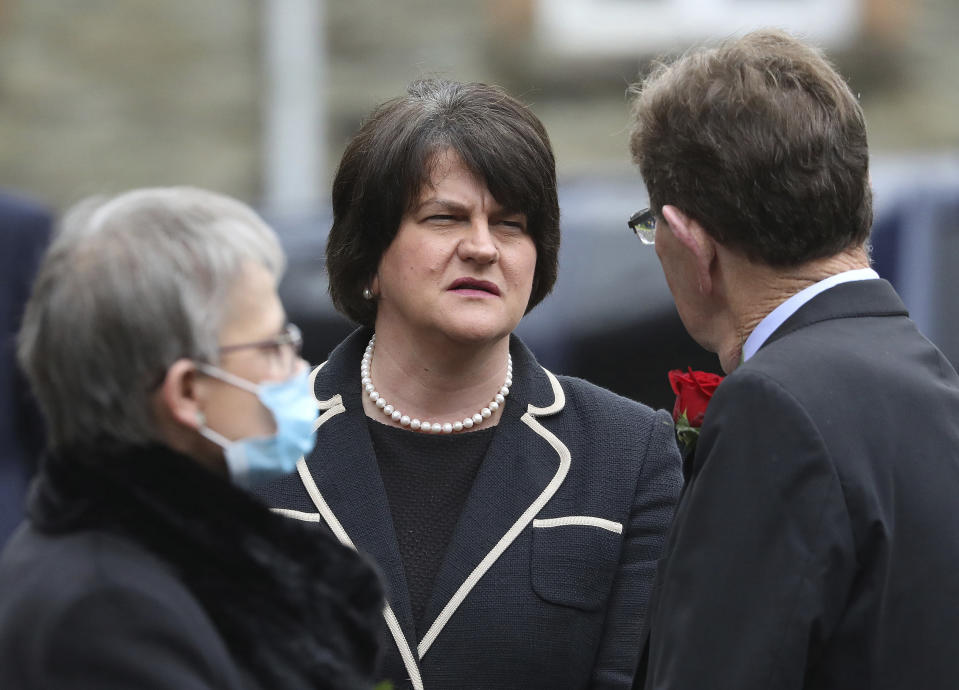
[219,322,303,376]
[628,208,656,245]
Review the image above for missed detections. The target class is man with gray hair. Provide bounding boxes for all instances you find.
[627,30,959,689]
[0,187,382,689]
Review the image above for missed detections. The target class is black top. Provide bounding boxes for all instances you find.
[367,419,494,634]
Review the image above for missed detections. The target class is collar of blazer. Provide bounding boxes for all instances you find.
[292,328,570,690]
[761,278,908,353]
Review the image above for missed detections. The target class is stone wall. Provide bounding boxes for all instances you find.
[0,0,260,211]
[0,0,956,213]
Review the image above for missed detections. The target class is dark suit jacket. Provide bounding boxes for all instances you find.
[639,279,959,689]
[0,190,52,547]
[260,328,683,689]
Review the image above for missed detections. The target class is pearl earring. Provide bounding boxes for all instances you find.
[363,287,374,300]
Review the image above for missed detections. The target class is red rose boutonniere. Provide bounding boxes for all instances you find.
[668,368,724,455]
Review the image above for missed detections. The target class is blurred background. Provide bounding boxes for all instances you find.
[1,0,958,411]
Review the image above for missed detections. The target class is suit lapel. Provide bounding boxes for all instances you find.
[300,390,414,626]
[294,330,422,686]
[416,338,571,660]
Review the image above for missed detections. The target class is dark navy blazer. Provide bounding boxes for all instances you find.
[260,329,683,689]
[639,280,959,689]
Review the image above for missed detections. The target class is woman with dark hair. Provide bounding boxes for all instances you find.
[261,80,682,690]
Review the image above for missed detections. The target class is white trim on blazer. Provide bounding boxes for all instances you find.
[416,368,570,659]
[279,361,571,690]
[532,516,623,535]
[295,452,425,690]
[270,508,322,523]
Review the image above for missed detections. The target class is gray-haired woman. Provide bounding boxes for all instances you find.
[0,187,382,689]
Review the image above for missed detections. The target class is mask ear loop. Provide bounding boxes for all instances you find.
[195,408,232,448]
[196,362,261,394]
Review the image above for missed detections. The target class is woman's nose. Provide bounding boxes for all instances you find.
[457,219,499,264]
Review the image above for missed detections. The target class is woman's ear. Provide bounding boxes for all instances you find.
[156,359,204,431]
[661,205,717,295]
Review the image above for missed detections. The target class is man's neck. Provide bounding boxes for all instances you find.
[716,245,870,372]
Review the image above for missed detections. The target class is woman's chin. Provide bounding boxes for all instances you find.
[432,317,515,347]
[376,308,519,349]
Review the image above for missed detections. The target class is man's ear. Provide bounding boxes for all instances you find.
[157,359,204,431]
[662,205,717,295]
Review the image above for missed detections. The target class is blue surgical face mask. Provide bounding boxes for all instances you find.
[196,364,317,489]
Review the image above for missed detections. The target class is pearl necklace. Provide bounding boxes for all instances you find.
[361,334,512,433]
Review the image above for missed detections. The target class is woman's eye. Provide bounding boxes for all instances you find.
[498,219,526,231]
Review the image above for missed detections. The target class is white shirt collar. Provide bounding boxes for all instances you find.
[742,268,880,362]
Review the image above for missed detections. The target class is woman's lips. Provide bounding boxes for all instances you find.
[448,277,501,296]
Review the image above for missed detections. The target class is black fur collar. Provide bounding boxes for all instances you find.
[29,442,383,689]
